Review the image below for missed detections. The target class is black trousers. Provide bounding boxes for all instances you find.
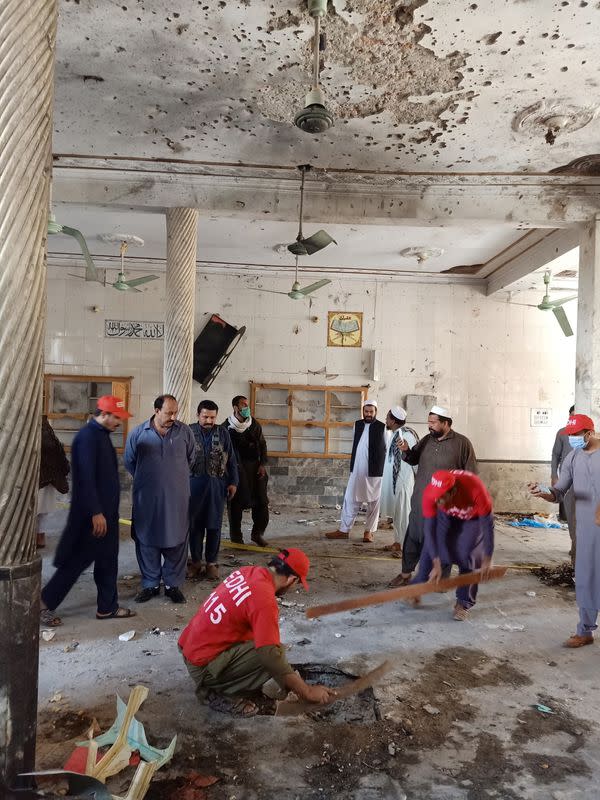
[228,469,269,538]
[41,533,119,615]
[401,522,423,574]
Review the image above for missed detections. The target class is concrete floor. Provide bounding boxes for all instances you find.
[36,507,597,800]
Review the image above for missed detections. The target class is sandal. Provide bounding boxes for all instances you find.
[96,607,136,620]
[206,691,258,717]
[40,608,62,627]
[389,573,411,588]
[363,532,374,543]
[453,603,470,621]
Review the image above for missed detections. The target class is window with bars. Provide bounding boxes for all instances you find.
[250,382,367,458]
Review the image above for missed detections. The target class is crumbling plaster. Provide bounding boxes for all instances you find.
[54,0,600,173]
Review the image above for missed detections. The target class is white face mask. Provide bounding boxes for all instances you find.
[568,435,586,450]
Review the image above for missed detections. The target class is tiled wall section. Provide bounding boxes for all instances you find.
[267,457,555,514]
[46,266,576,471]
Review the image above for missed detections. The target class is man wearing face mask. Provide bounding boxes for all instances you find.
[188,400,238,582]
[389,405,477,588]
[179,548,337,716]
[530,413,600,648]
[225,395,270,546]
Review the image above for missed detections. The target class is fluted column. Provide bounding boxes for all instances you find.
[164,208,198,422]
[0,0,58,788]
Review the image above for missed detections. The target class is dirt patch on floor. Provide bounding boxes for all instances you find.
[394,646,531,750]
[512,696,591,753]
[38,708,102,743]
[533,562,575,589]
[455,732,520,800]
[521,752,591,784]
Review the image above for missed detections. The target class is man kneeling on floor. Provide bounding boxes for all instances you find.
[178,548,337,716]
[412,470,494,621]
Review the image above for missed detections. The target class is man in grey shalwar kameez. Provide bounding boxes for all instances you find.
[532,413,600,648]
[125,394,196,604]
[389,405,477,587]
[551,404,576,563]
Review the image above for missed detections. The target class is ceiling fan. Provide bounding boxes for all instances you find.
[286,164,336,256]
[254,257,331,300]
[111,241,159,292]
[293,0,334,133]
[48,214,100,282]
[68,238,159,292]
[511,270,577,337]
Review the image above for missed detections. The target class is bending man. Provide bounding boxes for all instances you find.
[413,469,494,621]
[179,548,336,716]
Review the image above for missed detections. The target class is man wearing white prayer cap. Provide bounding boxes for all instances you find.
[326,398,386,543]
[379,407,418,557]
[388,404,477,587]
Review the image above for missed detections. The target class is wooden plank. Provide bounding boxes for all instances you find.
[275,660,392,717]
[305,566,508,619]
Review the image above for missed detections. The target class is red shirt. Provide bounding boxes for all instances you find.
[178,566,281,666]
[422,470,492,520]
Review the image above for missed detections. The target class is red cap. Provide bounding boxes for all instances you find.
[278,548,310,591]
[561,414,594,435]
[429,470,457,501]
[97,395,132,419]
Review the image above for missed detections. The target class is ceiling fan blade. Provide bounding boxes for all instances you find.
[112,282,142,292]
[248,288,290,295]
[60,225,99,282]
[552,305,574,337]
[122,275,159,288]
[287,241,309,256]
[546,294,578,308]
[301,230,337,255]
[297,279,332,296]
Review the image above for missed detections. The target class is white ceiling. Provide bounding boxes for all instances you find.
[48,202,525,276]
[50,1,600,281]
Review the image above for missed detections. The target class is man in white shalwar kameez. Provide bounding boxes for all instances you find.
[380,407,417,557]
[326,400,387,543]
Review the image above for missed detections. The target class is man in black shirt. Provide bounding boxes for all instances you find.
[225,395,270,546]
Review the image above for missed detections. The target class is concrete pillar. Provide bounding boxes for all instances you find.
[575,217,600,419]
[164,208,198,422]
[0,0,58,789]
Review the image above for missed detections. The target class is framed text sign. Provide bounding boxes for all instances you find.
[105,320,164,340]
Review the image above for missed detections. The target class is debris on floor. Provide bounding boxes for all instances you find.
[533,562,575,588]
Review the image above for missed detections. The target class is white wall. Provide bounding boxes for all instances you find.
[45,266,576,461]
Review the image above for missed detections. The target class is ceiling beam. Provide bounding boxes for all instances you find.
[485,228,581,295]
[52,163,600,229]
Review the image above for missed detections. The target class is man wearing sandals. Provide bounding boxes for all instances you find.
[326,399,386,543]
[40,396,135,626]
[411,470,494,621]
[179,548,336,716]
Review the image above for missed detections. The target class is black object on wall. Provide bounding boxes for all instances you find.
[193,314,246,391]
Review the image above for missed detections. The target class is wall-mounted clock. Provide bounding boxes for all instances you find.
[327,311,363,348]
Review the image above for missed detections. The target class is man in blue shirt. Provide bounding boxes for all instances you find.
[125,394,196,604]
[40,396,135,626]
